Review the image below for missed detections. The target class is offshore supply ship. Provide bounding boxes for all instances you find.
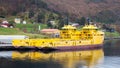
[12,23,104,50]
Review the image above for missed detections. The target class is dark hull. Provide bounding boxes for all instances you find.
[55,44,103,51]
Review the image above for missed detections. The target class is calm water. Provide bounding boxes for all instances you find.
[0,40,120,68]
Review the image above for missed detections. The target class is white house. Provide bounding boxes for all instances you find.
[14,18,21,24]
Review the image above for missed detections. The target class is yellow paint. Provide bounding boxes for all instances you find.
[12,24,104,48]
[12,49,104,68]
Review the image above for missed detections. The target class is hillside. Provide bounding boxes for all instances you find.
[44,0,120,23]
[0,0,120,23]
[0,0,47,15]
[44,0,120,16]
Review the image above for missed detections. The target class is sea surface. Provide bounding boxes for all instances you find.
[0,39,120,68]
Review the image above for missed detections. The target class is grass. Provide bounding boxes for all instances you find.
[15,23,47,33]
[15,23,47,29]
[0,24,48,38]
[25,34,49,39]
[0,28,25,35]
[105,31,120,37]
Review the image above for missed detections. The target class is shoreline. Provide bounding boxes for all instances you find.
[104,37,120,40]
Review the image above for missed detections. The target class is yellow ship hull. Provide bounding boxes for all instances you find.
[12,38,103,50]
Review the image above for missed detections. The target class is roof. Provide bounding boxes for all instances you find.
[62,25,76,29]
[82,25,98,29]
[40,29,59,34]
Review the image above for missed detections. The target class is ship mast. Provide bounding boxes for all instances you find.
[66,15,69,25]
[87,18,91,25]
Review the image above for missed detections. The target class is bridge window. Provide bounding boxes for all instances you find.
[62,32,66,33]
[88,34,90,36]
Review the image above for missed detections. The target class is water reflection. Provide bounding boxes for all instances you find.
[0,49,104,68]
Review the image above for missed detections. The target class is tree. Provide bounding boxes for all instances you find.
[29,10,34,18]
[47,22,53,28]
[80,17,86,25]
[57,17,67,29]
[75,18,81,25]
[58,20,64,29]
[34,0,47,8]
[44,13,50,24]
[37,13,45,23]
[76,17,86,25]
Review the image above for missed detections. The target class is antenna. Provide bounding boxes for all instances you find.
[66,15,69,25]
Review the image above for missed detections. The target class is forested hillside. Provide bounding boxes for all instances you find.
[0,0,120,24]
[44,0,120,23]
